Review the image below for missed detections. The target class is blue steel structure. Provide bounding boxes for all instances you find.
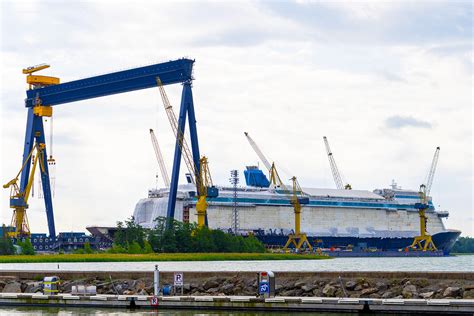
[16,58,197,237]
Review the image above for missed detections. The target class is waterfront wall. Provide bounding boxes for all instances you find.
[1,271,473,299]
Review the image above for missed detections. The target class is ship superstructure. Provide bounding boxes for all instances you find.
[134,167,460,254]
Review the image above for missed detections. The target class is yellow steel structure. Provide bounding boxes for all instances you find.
[409,184,437,251]
[281,174,313,252]
[155,78,216,228]
[3,143,46,237]
[268,162,283,188]
[409,147,440,252]
[22,64,60,90]
[196,156,214,227]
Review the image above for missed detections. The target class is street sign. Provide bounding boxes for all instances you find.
[259,281,270,295]
[150,296,159,307]
[174,272,184,286]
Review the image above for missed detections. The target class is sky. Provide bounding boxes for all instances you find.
[1,0,472,236]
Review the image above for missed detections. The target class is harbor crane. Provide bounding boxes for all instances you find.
[156,78,218,228]
[323,136,351,190]
[244,132,283,187]
[3,143,46,237]
[149,129,170,188]
[409,147,440,251]
[244,132,312,251]
[156,77,196,184]
[5,59,199,237]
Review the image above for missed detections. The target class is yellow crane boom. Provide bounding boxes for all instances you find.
[155,79,217,227]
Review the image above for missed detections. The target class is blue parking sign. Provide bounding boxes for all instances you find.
[259,281,269,294]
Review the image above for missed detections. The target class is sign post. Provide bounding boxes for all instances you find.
[174,272,184,295]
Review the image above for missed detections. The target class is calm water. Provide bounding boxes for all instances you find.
[0,307,390,315]
[1,255,473,272]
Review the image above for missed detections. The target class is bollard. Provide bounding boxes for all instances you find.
[43,276,60,295]
[154,264,160,296]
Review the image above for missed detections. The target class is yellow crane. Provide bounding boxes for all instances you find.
[409,147,440,251]
[244,132,312,251]
[280,174,312,251]
[3,143,46,237]
[155,78,217,227]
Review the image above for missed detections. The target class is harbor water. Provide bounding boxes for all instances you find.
[1,255,472,272]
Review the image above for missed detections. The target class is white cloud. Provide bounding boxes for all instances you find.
[1,0,472,236]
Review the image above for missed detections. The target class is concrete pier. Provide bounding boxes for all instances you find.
[0,293,473,314]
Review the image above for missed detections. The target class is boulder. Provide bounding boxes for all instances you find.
[0,281,6,292]
[463,290,474,299]
[294,280,306,288]
[354,285,363,291]
[134,280,145,291]
[123,289,135,295]
[382,291,393,299]
[369,293,381,298]
[375,281,388,292]
[322,284,337,297]
[3,282,22,293]
[137,289,148,296]
[402,284,417,299]
[419,291,434,299]
[206,287,219,294]
[183,283,191,291]
[203,279,220,290]
[443,287,462,298]
[345,281,357,290]
[360,288,378,296]
[221,283,234,295]
[24,282,42,293]
[301,284,316,292]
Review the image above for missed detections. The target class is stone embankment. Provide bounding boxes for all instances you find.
[1,271,473,300]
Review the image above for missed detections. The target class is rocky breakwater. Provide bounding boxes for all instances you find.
[1,271,473,299]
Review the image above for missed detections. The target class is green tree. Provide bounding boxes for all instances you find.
[142,240,153,254]
[128,241,142,254]
[83,241,93,254]
[0,225,15,255]
[18,238,35,255]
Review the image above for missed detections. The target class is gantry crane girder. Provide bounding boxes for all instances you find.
[12,58,196,237]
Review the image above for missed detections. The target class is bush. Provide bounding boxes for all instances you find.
[128,241,142,254]
[142,240,153,254]
[107,244,127,254]
[18,239,35,255]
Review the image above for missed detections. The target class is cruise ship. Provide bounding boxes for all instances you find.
[133,166,460,255]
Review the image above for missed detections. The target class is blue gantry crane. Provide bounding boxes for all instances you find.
[5,58,200,237]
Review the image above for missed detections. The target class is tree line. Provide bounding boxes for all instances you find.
[451,236,474,253]
[110,217,265,254]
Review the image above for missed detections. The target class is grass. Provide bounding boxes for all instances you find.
[0,252,330,263]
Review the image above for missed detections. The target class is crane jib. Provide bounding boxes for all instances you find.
[25,59,194,107]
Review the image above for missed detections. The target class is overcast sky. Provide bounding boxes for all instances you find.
[1,1,472,236]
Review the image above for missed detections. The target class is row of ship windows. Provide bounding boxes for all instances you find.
[29,238,89,243]
[33,245,82,250]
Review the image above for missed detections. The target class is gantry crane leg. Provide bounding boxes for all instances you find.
[166,82,203,228]
[16,107,56,237]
